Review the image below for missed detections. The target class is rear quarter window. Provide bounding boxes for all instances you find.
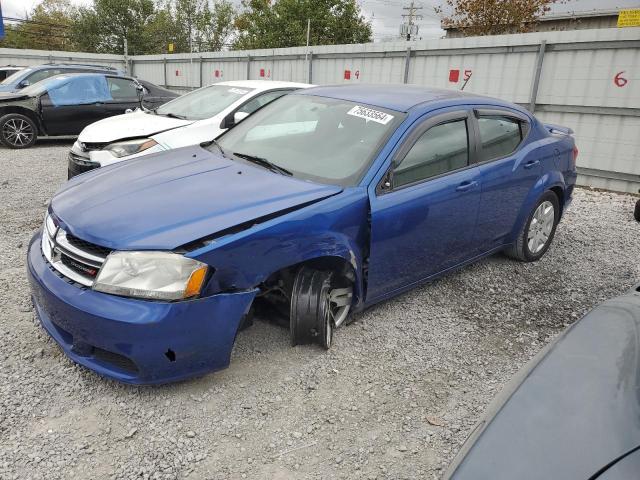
[477,116,525,162]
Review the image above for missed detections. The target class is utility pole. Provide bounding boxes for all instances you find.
[401,1,423,41]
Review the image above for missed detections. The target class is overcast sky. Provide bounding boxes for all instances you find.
[2,0,639,41]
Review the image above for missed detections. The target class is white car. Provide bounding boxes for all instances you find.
[68,80,311,178]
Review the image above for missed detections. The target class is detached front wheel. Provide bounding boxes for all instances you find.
[0,114,37,149]
[290,267,353,349]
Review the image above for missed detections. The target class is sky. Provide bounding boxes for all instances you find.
[2,0,640,42]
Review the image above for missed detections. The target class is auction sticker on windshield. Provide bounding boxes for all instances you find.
[228,88,249,95]
[347,105,394,125]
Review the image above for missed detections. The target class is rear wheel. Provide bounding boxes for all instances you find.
[290,267,353,349]
[506,191,560,262]
[0,114,37,149]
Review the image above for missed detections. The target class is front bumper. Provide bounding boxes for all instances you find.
[68,151,99,179]
[27,232,257,385]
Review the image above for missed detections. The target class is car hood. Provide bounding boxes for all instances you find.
[78,110,193,144]
[0,91,28,101]
[0,84,18,93]
[446,285,640,480]
[51,145,342,250]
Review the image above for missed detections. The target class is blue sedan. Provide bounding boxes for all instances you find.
[27,85,578,384]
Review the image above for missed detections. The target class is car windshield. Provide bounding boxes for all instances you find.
[1,68,30,85]
[215,94,403,187]
[155,84,254,120]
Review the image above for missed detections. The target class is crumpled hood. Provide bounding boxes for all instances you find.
[78,110,192,144]
[51,145,341,250]
[0,91,28,101]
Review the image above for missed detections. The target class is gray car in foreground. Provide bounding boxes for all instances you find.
[446,282,640,480]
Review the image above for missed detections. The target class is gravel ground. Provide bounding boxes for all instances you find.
[1,141,639,480]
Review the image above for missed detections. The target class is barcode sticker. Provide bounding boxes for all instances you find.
[347,105,394,125]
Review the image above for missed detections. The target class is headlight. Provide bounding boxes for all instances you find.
[104,138,158,158]
[93,251,208,301]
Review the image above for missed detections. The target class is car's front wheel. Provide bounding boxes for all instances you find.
[506,191,560,262]
[290,267,353,349]
[0,113,37,149]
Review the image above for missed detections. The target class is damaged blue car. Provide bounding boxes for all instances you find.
[27,85,577,384]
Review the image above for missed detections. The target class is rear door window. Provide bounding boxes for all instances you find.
[477,116,524,162]
[107,77,138,100]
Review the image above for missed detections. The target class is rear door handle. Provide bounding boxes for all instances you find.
[524,159,540,169]
[456,180,478,192]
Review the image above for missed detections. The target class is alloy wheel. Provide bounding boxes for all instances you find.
[3,118,34,147]
[527,201,555,254]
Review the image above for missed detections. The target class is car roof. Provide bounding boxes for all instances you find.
[297,84,494,112]
[214,80,312,90]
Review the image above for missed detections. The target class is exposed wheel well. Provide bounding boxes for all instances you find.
[254,256,358,321]
[0,107,42,135]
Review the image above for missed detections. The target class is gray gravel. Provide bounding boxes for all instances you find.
[1,141,639,480]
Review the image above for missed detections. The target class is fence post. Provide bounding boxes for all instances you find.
[199,56,203,88]
[163,56,167,88]
[308,52,313,84]
[529,40,546,113]
[246,55,251,80]
[403,47,412,84]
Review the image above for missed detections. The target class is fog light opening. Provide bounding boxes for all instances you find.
[165,349,176,362]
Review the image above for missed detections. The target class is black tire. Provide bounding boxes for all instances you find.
[0,113,37,149]
[634,199,640,222]
[505,190,560,262]
[290,268,335,350]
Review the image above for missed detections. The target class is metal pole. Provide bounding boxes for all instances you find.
[403,47,411,83]
[163,57,167,88]
[529,40,547,113]
[308,52,313,84]
[247,55,251,79]
[305,19,311,61]
[199,56,203,88]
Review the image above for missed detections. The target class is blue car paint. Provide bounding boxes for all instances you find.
[28,85,577,384]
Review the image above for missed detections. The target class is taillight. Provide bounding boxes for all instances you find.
[572,145,578,169]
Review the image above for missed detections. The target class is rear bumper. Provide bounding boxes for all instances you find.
[27,233,257,385]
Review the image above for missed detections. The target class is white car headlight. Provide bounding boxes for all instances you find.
[93,251,208,301]
[104,138,158,158]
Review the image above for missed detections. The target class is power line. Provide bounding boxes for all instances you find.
[401,1,423,40]
[2,16,72,31]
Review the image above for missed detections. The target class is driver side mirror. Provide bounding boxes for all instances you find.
[222,111,250,130]
[17,80,30,89]
[233,111,249,125]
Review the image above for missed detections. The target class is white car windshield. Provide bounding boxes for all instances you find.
[216,94,403,187]
[155,85,254,120]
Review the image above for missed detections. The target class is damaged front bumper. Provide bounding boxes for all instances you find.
[27,233,257,385]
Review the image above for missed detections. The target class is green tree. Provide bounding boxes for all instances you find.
[436,0,563,36]
[70,0,157,55]
[0,0,78,51]
[233,0,372,50]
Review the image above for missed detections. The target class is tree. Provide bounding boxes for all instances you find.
[0,0,78,51]
[233,0,372,50]
[70,0,157,55]
[436,0,562,36]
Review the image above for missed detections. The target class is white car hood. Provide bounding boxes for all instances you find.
[78,110,193,144]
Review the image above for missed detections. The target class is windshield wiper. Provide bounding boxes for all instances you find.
[233,152,292,176]
[159,112,187,120]
[201,138,226,158]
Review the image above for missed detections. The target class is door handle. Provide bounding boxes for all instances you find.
[456,180,477,192]
[524,159,540,169]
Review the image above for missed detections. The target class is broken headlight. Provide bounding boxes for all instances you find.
[104,138,158,158]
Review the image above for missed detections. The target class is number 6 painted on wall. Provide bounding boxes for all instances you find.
[614,71,628,87]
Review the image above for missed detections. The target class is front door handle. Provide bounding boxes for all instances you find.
[524,159,540,169]
[456,180,477,192]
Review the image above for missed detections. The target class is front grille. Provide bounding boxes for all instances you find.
[81,142,107,151]
[60,252,100,279]
[42,217,111,287]
[65,232,112,258]
[68,152,99,179]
